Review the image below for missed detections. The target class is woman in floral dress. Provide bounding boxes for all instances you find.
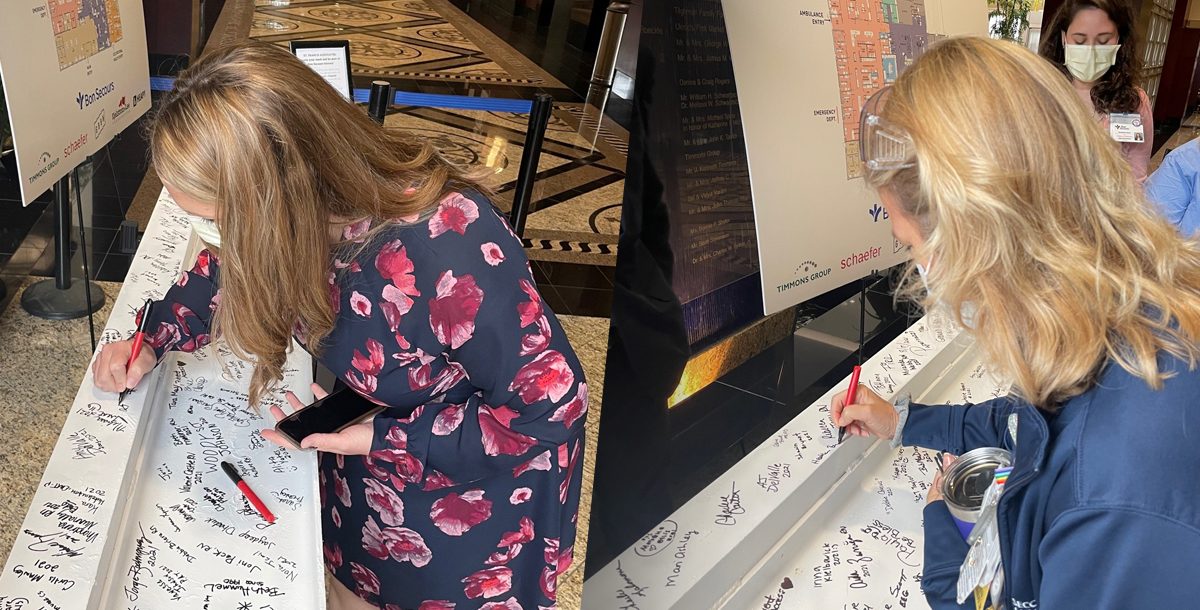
[91,43,586,610]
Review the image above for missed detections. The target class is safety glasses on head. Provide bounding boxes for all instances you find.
[859,86,916,173]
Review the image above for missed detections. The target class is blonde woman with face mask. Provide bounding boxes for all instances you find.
[1040,0,1153,183]
[91,42,587,610]
[832,37,1200,609]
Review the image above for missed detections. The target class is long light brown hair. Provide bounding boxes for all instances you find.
[151,42,482,405]
[867,36,1200,407]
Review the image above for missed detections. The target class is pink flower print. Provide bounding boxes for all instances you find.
[540,565,558,601]
[332,506,342,528]
[363,478,406,527]
[365,455,392,481]
[429,271,484,349]
[427,360,468,396]
[333,471,351,508]
[560,442,582,503]
[431,489,493,536]
[375,240,422,296]
[147,322,182,352]
[370,448,424,485]
[350,291,372,317]
[352,338,386,376]
[381,283,416,332]
[509,487,532,504]
[519,316,552,357]
[543,537,561,566]
[423,469,457,491]
[383,527,432,567]
[345,371,378,397]
[481,242,505,266]
[336,454,345,469]
[350,562,381,597]
[343,218,372,242]
[350,261,362,273]
[549,382,588,429]
[384,426,407,449]
[419,602,457,610]
[323,542,343,571]
[485,543,523,566]
[362,516,390,560]
[432,404,466,436]
[508,350,575,404]
[479,405,538,457]
[194,249,216,278]
[175,271,189,287]
[513,450,552,478]
[517,279,543,328]
[479,596,522,610]
[429,192,480,238]
[462,566,513,599]
[499,516,536,547]
[407,353,468,396]
[557,544,574,575]
[558,443,569,468]
[328,272,341,314]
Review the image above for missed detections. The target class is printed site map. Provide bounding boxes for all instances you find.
[832,0,931,178]
[48,0,124,70]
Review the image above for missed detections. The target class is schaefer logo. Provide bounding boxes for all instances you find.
[76,82,116,109]
[111,95,130,121]
[63,133,87,158]
[842,246,882,270]
[775,260,832,293]
[26,151,61,185]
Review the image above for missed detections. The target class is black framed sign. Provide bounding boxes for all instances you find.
[289,40,353,100]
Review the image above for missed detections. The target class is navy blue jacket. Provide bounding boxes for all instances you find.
[904,352,1200,609]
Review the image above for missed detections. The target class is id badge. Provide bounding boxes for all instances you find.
[1110,113,1145,143]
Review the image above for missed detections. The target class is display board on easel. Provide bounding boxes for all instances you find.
[721,0,989,315]
[0,0,151,206]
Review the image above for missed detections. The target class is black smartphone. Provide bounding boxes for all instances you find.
[275,387,384,448]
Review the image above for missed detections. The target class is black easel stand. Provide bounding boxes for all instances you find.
[21,170,105,320]
[508,94,553,237]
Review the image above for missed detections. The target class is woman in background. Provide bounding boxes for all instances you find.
[834,37,1200,609]
[1040,0,1153,182]
[92,42,587,610]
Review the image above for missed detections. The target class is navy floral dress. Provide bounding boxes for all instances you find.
[143,191,588,609]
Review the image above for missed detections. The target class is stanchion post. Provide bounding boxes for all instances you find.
[509,94,553,237]
[368,80,392,124]
[20,165,105,320]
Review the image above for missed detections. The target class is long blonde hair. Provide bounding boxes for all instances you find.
[868,36,1200,407]
[151,42,482,405]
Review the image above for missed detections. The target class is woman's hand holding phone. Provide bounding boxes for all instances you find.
[260,383,374,455]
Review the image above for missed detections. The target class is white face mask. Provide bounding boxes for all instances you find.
[191,217,222,247]
[915,260,976,329]
[1063,44,1120,83]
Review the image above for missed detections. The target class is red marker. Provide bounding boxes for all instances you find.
[119,299,153,403]
[221,461,276,524]
[838,365,863,444]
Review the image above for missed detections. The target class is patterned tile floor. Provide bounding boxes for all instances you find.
[248,0,627,269]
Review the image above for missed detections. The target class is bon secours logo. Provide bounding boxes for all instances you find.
[76,82,116,110]
[27,151,61,185]
[868,203,889,222]
[776,259,832,293]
